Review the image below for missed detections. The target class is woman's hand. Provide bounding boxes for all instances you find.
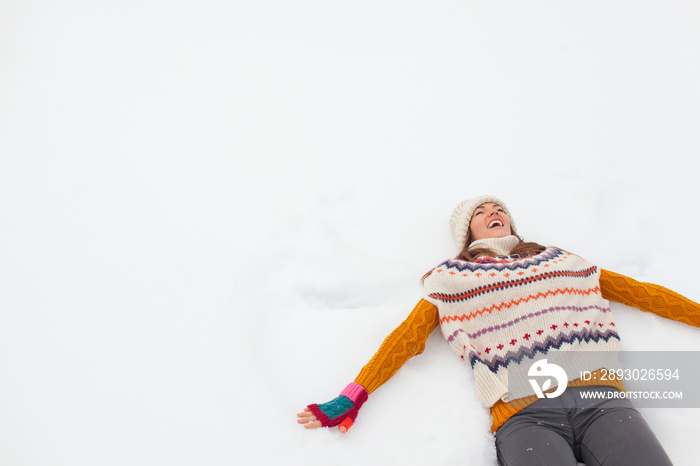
[296,408,322,429]
[297,383,368,433]
[297,408,350,433]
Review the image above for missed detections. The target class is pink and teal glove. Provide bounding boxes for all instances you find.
[307,382,368,431]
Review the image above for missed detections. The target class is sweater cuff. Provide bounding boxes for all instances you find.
[340,382,368,408]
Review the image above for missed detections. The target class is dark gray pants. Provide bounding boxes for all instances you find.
[495,386,673,466]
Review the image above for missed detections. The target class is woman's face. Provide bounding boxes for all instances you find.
[469,202,512,241]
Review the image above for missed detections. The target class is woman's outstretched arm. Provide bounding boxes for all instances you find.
[600,269,700,328]
[297,299,440,433]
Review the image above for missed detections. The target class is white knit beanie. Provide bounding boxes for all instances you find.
[449,195,517,250]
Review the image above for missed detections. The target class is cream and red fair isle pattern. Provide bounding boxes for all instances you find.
[423,245,621,407]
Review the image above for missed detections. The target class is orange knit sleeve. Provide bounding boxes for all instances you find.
[600,269,700,328]
[354,299,440,394]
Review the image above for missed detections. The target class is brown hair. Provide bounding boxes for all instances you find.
[421,229,547,285]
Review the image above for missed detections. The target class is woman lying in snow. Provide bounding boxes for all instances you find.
[298,194,700,466]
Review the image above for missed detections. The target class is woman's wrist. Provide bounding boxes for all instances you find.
[340,382,368,408]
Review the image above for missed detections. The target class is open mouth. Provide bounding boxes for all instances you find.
[488,219,504,229]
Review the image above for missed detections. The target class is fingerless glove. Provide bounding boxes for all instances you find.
[307,382,368,431]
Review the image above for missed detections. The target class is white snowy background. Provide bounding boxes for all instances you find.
[1,1,699,465]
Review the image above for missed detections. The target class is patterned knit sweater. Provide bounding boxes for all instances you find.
[423,236,619,407]
[351,236,700,431]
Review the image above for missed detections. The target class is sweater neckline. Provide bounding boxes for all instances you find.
[468,235,521,258]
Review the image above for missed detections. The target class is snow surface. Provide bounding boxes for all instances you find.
[1,1,699,465]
